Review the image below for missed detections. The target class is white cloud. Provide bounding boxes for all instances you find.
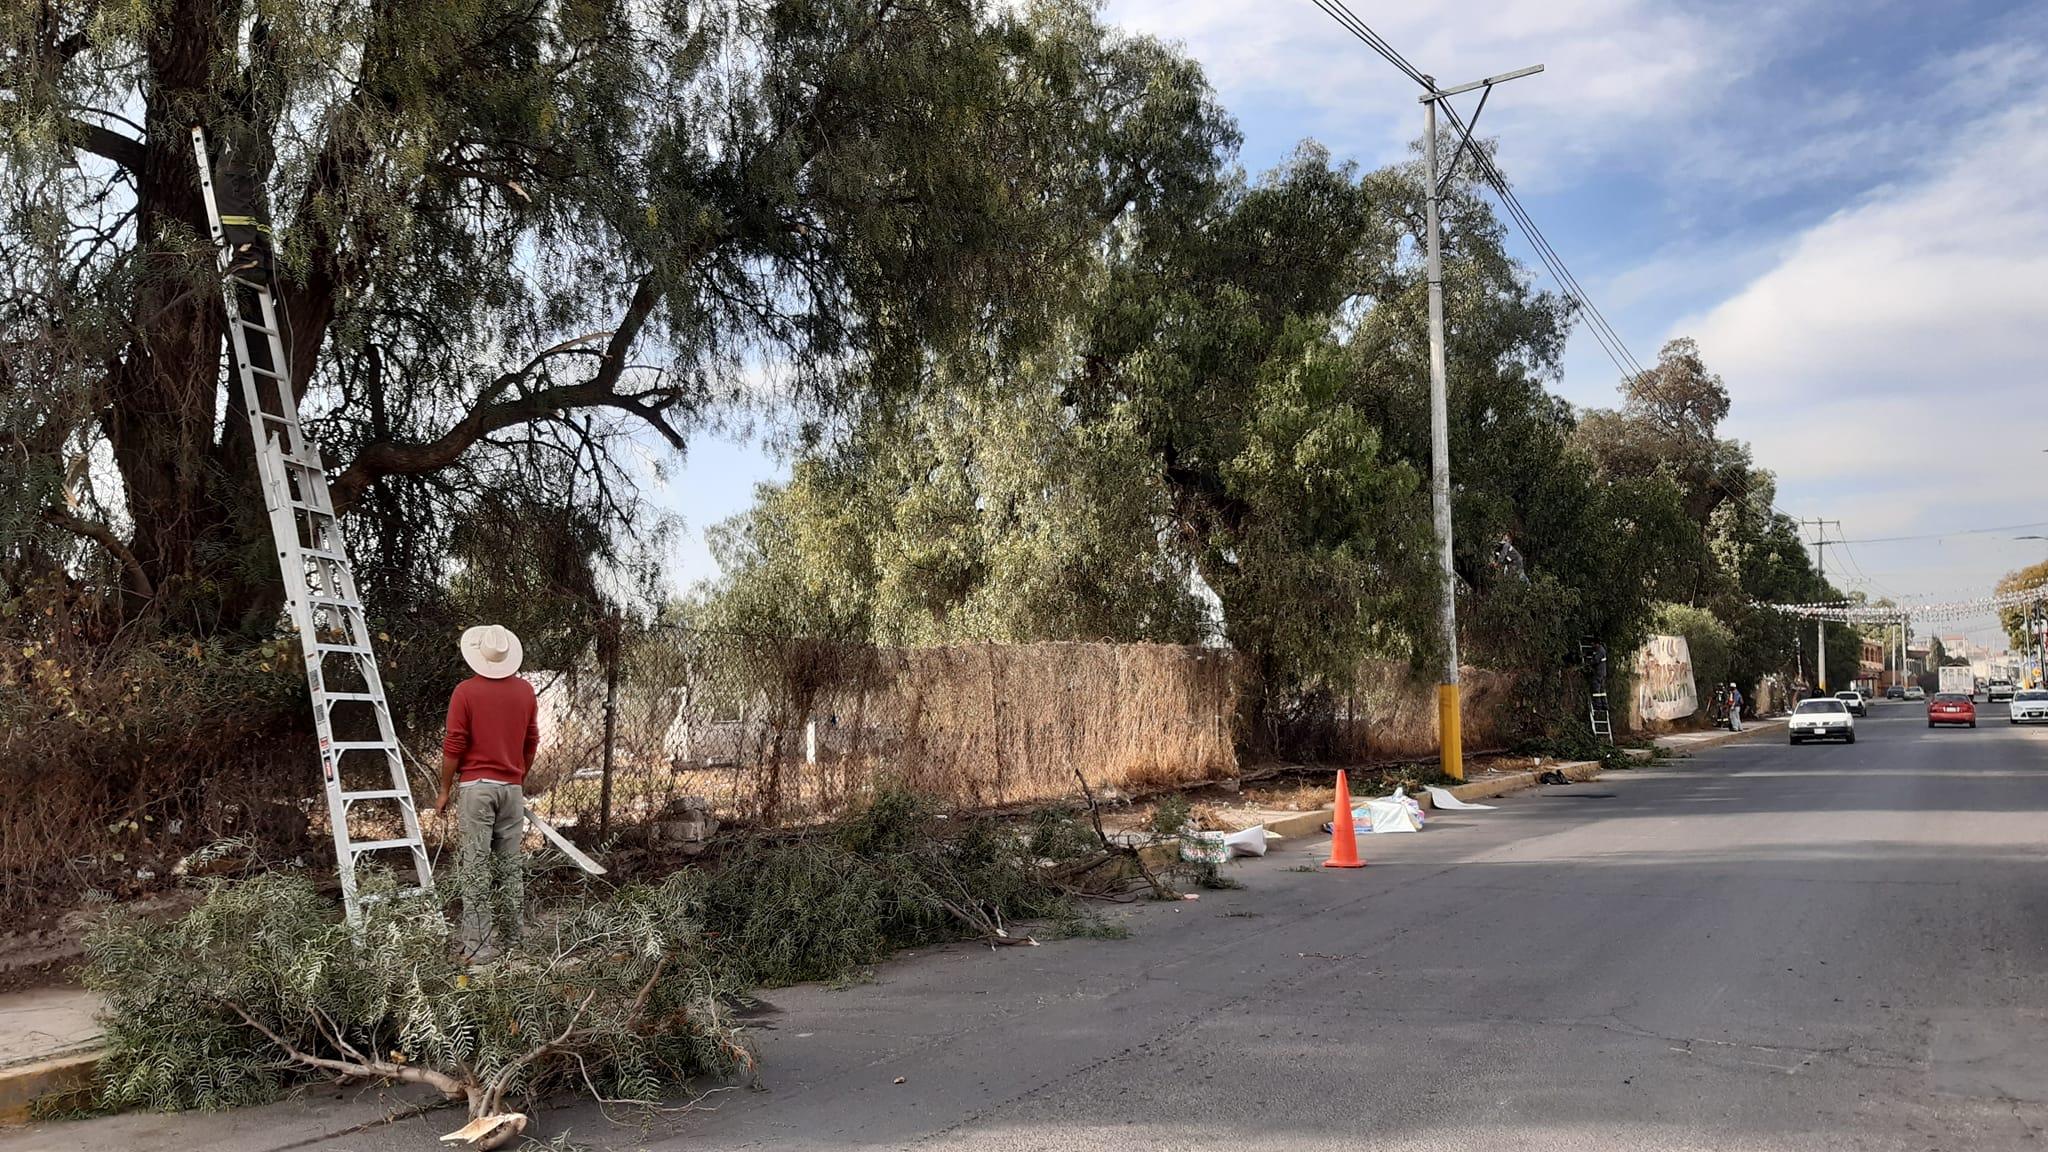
[1103,0,1769,183]
[1688,92,2048,609]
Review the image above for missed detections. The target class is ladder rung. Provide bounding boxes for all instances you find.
[319,691,383,703]
[246,363,287,380]
[238,318,280,336]
[315,643,373,657]
[257,411,292,425]
[346,838,424,856]
[300,548,347,563]
[341,788,411,802]
[308,594,360,608]
[230,276,270,291]
[291,500,334,517]
[325,740,397,753]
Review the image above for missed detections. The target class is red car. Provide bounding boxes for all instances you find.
[1928,692,1976,728]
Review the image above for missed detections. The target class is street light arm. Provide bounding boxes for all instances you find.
[1421,63,1546,101]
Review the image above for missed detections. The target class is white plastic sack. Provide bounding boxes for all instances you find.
[1222,825,1271,858]
[1426,786,1496,811]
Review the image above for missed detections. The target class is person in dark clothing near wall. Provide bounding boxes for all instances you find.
[430,625,539,962]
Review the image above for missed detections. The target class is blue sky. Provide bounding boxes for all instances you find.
[657,0,2048,647]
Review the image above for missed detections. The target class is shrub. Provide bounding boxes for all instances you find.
[693,789,1089,987]
[84,869,751,1123]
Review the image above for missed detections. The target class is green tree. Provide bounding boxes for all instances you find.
[1997,560,2048,651]
[697,353,1206,645]
[0,0,1225,636]
[1071,146,1435,736]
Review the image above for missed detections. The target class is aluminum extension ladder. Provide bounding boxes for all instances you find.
[1580,641,1613,743]
[191,127,434,921]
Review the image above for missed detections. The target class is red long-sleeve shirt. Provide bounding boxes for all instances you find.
[443,675,539,785]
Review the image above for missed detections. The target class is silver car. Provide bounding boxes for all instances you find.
[2011,688,2048,724]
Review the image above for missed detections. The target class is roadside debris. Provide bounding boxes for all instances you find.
[1425,786,1496,811]
[440,1112,527,1150]
[1222,825,1272,857]
[1321,786,1426,835]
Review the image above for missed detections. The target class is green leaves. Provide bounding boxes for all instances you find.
[83,868,748,1115]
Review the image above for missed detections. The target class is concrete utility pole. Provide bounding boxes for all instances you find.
[1801,518,1842,692]
[1420,63,1541,782]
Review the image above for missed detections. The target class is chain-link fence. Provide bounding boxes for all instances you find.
[514,627,1241,843]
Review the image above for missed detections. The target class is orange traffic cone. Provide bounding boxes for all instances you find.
[1324,769,1367,868]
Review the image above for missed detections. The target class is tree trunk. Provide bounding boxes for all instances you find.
[106,2,235,618]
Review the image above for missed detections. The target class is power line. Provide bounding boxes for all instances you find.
[1312,1,1650,384]
[1306,4,1798,520]
[1829,519,2048,546]
[1308,0,1428,86]
[1439,102,1651,383]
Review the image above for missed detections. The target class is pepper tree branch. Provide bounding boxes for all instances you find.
[327,278,668,516]
[225,1000,468,1101]
[39,504,154,598]
[61,116,146,171]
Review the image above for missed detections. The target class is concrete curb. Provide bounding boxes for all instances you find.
[0,1051,99,1126]
[1146,759,1606,867]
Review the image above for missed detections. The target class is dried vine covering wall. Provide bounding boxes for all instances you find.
[523,632,1240,833]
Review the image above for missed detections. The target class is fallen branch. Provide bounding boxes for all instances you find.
[226,1000,467,1101]
[1069,767,1177,901]
[934,896,1037,947]
[479,988,599,1116]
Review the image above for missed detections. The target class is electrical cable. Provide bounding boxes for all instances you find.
[1308,1,1819,531]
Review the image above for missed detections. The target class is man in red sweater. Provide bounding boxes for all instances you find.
[431,624,539,961]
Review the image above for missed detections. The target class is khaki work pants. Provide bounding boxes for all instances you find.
[457,780,525,955]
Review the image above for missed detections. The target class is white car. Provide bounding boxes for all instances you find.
[1904,685,1926,701]
[2012,688,2048,724]
[1789,697,1856,744]
[1989,679,2016,702]
[1833,689,1867,717]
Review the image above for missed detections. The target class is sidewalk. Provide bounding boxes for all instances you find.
[0,988,102,1124]
[1653,715,1788,754]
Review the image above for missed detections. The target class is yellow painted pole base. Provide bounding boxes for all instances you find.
[1438,682,1463,781]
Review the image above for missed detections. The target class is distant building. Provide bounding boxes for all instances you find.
[1906,643,1931,679]
[1860,636,1886,688]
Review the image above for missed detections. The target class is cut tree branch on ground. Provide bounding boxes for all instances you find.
[1069,766,1178,901]
[225,1000,468,1102]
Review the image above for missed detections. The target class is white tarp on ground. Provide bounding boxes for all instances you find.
[1339,787,1425,834]
[1323,788,1429,835]
[1634,634,1699,722]
[1223,825,1271,857]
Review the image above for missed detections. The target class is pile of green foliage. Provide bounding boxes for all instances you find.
[83,791,1124,1118]
[1517,721,1652,773]
[85,870,749,1119]
[693,790,1112,988]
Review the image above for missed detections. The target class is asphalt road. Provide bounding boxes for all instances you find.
[13,701,2048,1151]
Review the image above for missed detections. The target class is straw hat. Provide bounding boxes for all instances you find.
[459,624,524,679]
